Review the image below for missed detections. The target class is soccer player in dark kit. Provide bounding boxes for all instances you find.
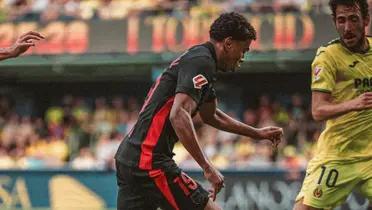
[115,12,283,210]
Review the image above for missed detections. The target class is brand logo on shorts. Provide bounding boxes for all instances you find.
[192,74,208,89]
[313,185,323,198]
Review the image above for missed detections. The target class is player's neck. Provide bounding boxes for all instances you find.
[209,40,224,72]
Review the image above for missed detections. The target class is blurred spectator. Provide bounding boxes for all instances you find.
[227,0,255,13]
[277,145,305,169]
[202,127,218,158]
[1,113,19,148]
[244,141,274,168]
[40,0,82,22]
[0,147,16,168]
[274,0,306,13]
[47,136,69,163]
[95,132,118,169]
[0,93,319,170]
[40,0,62,22]
[308,0,329,14]
[70,147,97,169]
[93,97,114,135]
[190,0,224,17]
[45,106,64,138]
[31,0,49,18]
[63,0,82,18]
[0,0,337,22]
[4,0,32,21]
[93,0,129,19]
[242,108,258,126]
[234,136,255,169]
[115,111,129,135]
[178,153,200,169]
[0,95,13,119]
[257,95,277,127]
[290,93,305,120]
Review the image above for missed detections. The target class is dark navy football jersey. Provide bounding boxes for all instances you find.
[115,42,217,170]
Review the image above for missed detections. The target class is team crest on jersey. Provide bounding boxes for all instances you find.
[313,185,323,198]
[192,74,208,89]
[314,66,322,81]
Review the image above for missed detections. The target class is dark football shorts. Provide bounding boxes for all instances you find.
[116,161,210,210]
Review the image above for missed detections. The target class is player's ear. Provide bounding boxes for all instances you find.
[223,37,233,51]
[364,14,370,27]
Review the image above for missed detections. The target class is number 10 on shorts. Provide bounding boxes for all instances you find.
[318,165,339,187]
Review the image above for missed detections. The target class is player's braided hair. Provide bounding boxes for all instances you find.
[209,12,256,42]
[329,0,369,19]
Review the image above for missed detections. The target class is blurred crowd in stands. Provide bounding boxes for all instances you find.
[0,92,323,171]
[2,0,372,23]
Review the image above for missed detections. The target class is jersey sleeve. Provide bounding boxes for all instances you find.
[175,56,215,104]
[311,47,337,93]
[205,87,217,103]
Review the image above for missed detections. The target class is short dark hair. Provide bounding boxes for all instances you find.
[209,12,256,42]
[329,0,369,19]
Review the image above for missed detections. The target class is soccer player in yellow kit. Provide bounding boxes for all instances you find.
[294,0,372,210]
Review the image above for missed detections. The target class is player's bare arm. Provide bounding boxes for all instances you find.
[199,99,283,147]
[312,91,372,121]
[169,92,224,201]
[0,31,44,61]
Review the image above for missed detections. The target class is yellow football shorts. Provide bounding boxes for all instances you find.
[295,157,372,209]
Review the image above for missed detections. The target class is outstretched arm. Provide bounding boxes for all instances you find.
[0,31,44,61]
[199,99,283,146]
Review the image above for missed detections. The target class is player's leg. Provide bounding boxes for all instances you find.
[204,198,222,210]
[359,159,372,210]
[116,161,158,210]
[150,168,215,210]
[294,159,359,210]
[293,198,323,210]
[117,184,157,210]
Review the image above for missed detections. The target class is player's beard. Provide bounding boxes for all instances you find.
[230,59,243,72]
[229,62,237,72]
[236,59,244,69]
[341,36,367,53]
[340,26,367,53]
[217,61,233,72]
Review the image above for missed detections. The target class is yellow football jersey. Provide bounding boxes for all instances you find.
[311,37,372,161]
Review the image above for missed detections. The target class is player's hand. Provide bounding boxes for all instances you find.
[351,92,372,111]
[203,164,224,201]
[8,31,45,57]
[255,126,283,150]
